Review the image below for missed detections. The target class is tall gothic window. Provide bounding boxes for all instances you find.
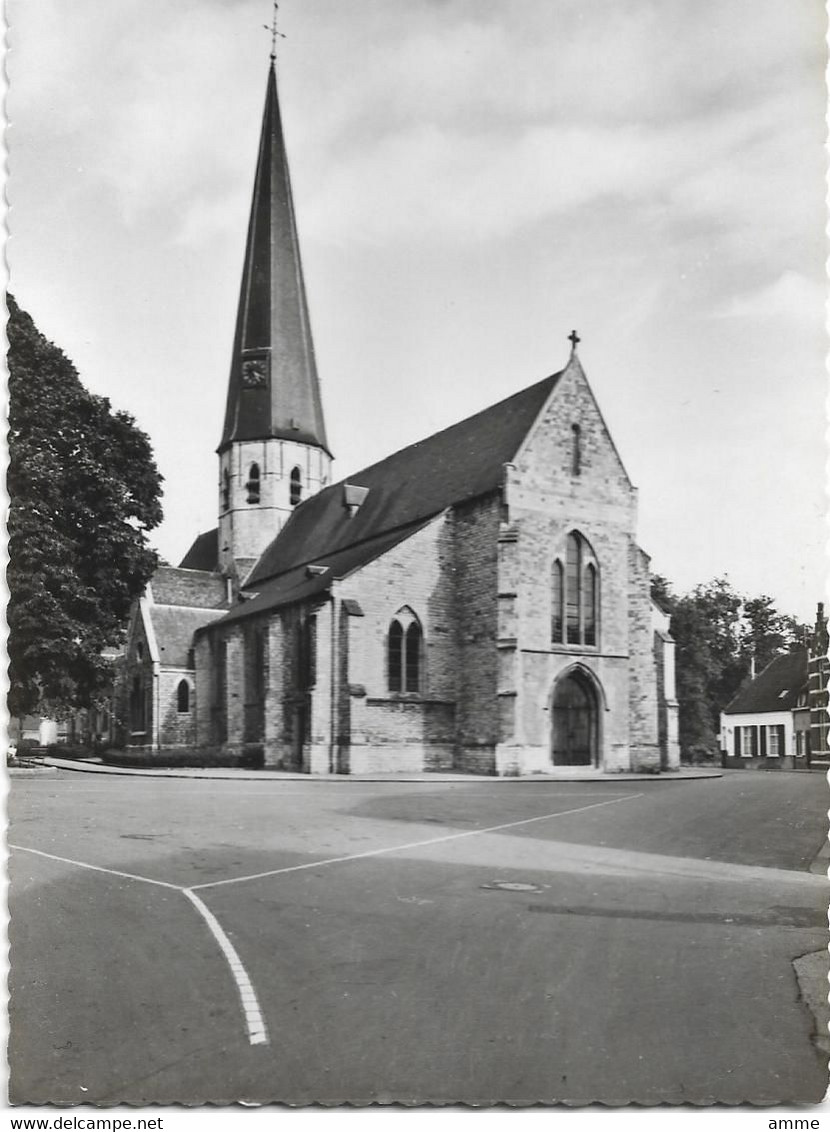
[552,531,599,647]
[176,680,190,713]
[551,559,564,643]
[290,466,303,506]
[246,463,261,504]
[388,608,423,693]
[566,533,581,643]
[571,423,582,476]
[584,563,597,646]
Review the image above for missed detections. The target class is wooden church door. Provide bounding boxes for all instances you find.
[552,671,597,766]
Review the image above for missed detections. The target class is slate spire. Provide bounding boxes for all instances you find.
[219,62,330,455]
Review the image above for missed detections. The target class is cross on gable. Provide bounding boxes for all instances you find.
[568,330,581,349]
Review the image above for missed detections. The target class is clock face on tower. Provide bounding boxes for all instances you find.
[241,357,268,389]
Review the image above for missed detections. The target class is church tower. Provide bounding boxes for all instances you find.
[217,60,332,577]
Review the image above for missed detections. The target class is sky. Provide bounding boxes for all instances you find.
[7,0,828,623]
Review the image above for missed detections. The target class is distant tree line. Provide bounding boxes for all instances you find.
[651,575,803,763]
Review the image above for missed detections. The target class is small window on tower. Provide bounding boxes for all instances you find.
[290,466,303,507]
[246,463,261,504]
[222,468,231,511]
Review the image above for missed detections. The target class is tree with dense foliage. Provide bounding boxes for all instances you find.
[651,575,802,763]
[7,295,163,719]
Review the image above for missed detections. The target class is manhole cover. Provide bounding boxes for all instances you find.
[481,881,544,893]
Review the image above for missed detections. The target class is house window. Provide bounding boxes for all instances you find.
[554,531,599,647]
[388,608,423,693]
[246,463,261,504]
[739,726,756,757]
[766,724,784,757]
[222,468,231,511]
[571,424,582,476]
[177,680,190,713]
[290,466,303,506]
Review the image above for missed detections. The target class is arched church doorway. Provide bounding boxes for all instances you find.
[551,669,599,767]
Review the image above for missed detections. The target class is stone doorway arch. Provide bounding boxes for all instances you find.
[551,667,600,767]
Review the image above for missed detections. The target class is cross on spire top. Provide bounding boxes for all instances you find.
[568,329,581,351]
[265,1,286,62]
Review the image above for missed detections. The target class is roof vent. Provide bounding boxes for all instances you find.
[343,483,369,518]
[306,564,328,578]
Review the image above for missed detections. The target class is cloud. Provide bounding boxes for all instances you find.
[718,271,825,329]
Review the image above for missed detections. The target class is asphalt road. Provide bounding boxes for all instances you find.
[8,770,829,1106]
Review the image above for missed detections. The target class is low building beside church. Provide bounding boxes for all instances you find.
[115,56,680,777]
[720,603,829,770]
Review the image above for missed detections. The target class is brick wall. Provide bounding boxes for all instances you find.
[158,670,196,747]
[333,512,458,772]
[626,543,661,771]
[150,568,227,609]
[453,496,501,772]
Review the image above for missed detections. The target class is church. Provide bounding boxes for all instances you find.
[116,58,680,777]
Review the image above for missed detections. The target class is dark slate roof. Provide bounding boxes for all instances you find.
[149,606,226,668]
[245,368,563,591]
[210,519,432,629]
[220,65,329,456]
[724,649,809,714]
[179,529,219,572]
[151,566,227,609]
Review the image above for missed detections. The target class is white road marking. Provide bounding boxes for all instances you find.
[9,842,269,1048]
[182,889,268,1046]
[191,793,645,891]
[8,843,182,890]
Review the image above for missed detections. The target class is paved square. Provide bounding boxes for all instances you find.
[9,770,829,1105]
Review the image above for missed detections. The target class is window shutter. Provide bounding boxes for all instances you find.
[751,726,758,756]
[778,724,786,756]
[734,727,740,756]
[760,726,767,757]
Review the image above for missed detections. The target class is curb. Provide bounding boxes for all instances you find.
[810,838,830,877]
[39,757,724,784]
[793,951,830,1056]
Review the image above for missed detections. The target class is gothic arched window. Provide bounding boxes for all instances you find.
[552,532,599,647]
[388,608,423,693]
[566,533,581,644]
[584,563,597,646]
[551,559,564,643]
[177,680,190,713]
[290,466,303,506]
[246,463,261,504]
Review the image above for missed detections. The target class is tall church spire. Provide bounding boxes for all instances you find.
[216,55,332,577]
[219,62,330,457]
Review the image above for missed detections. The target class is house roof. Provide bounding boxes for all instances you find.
[244,366,564,591]
[150,566,227,608]
[178,530,219,572]
[219,64,329,457]
[724,648,809,715]
[148,606,226,668]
